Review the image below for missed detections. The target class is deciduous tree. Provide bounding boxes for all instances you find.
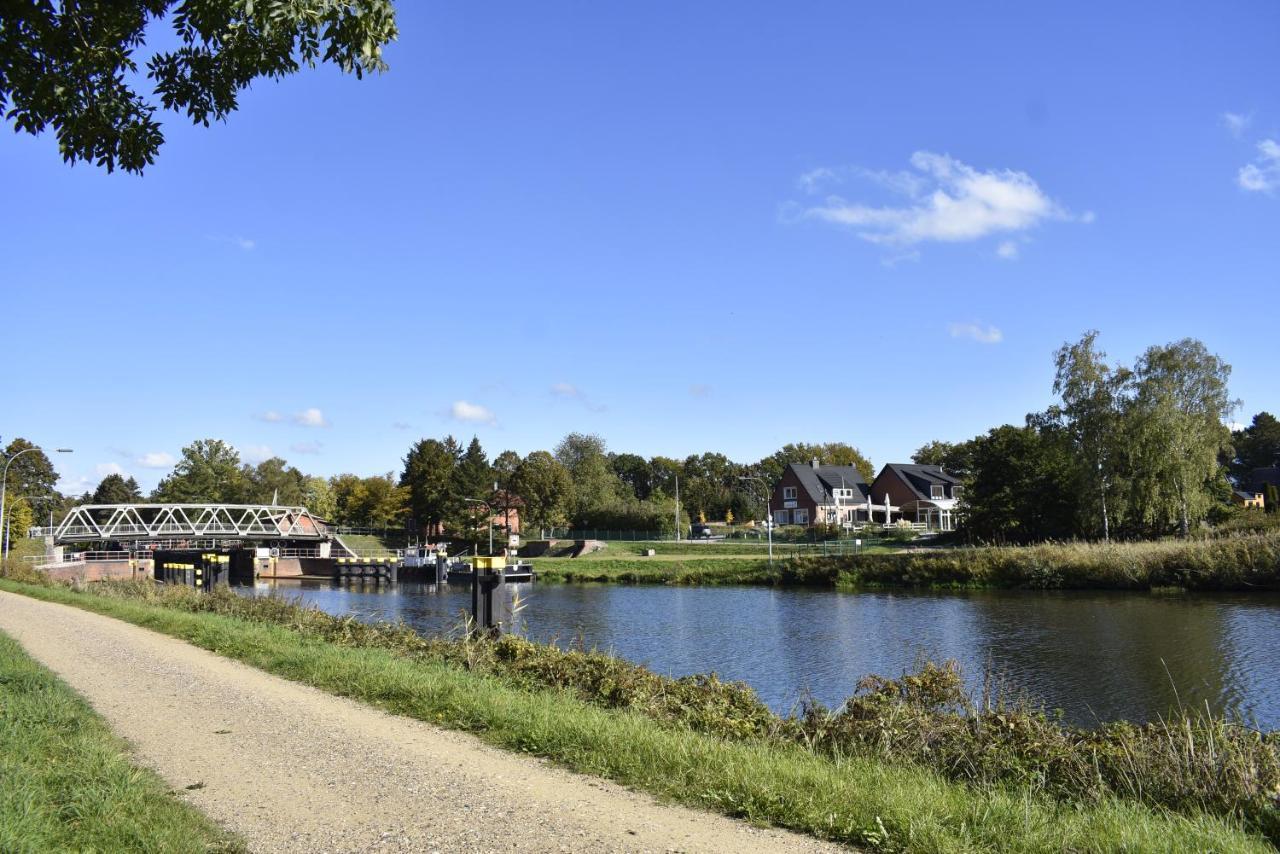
[511,451,573,530]
[151,439,245,502]
[1053,331,1130,541]
[759,442,874,485]
[2,438,62,524]
[1,1,398,173]
[554,433,620,519]
[1125,340,1236,537]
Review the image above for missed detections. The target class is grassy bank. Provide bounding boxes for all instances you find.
[533,532,1280,591]
[533,556,776,584]
[1,578,1275,852]
[808,532,1280,591]
[0,628,242,853]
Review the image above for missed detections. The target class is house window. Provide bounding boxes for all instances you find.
[794,508,809,525]
[930,485,945,499]
[952,486,964,498]
[783,487,797,500]
[774,509,790,524]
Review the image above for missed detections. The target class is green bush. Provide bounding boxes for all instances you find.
[882,526,918,545]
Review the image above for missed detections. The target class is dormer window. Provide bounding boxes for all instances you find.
[952,486,964,498]
[783,487,797,500]
[930,485,945,499]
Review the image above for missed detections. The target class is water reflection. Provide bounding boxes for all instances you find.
[245,581,1280,729]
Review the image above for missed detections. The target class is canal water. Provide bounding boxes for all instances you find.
[245,581,1280,730]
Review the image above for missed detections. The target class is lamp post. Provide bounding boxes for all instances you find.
[673,473,680,542]
[738,475,773,566]
[463,497,493,556]
[1,446,73,559]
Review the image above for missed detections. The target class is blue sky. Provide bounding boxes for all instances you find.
[3,1,1278,494]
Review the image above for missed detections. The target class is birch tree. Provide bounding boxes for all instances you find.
[1126,339,1236,537]
[1053,331,1129,541]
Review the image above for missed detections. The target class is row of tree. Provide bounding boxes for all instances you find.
[1,433,878,544]
[913,333,1273,543]
[5,333,1273,545]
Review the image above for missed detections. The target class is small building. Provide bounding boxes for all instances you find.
[768,460,871,527]
[1231,489,1265,510]
[490,489,524,538]
[868,463,964,531]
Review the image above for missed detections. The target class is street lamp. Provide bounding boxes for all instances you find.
[738,475,773,566]
[463,497,494,556]
[1,446,73,559]
[673,473,680,543]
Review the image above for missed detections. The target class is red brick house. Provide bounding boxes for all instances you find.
[768,460,871,527]
[868,463,963,531]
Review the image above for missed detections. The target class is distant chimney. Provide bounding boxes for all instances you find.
[811,457,820,469]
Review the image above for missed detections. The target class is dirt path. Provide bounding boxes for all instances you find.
[0,591,847,853]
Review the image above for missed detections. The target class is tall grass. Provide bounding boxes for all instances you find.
[6,577,1277,848]
[535,531,1280,591]
[813,531,1280,591]
[0,628,242,853]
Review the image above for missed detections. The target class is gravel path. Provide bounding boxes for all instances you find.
[0,591,849,853]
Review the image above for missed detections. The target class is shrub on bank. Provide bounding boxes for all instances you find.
[797,531,1280,591]
[75,580,1280,842]
[799,661,1280,843]
[0,558,52,587]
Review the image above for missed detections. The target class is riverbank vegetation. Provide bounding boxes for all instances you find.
[0,628,242,853]
[2,577,1275,851]
[530,531,1280,591]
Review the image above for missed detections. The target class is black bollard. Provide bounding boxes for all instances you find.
[471,559,506,635]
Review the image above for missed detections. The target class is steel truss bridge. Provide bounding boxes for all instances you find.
[53,504,329,544]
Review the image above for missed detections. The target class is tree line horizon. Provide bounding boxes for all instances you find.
[5,332,1278,545]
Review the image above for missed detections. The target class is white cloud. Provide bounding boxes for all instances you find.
[797,167,839,193]
[207,234,257,251]
[95,462,126,478]
[797,151,1080,251]
[949,322,1004,344]
[1222,112,1252,138]
[255,411,284,423]
[136,452,176,469]
[996,240,1019,260]
[292,408,329,428]
[240,444,274,464]
[59,474,94,495]
[550,382,581,398]
[550,382,607,412]
[449,400,496,425]
[1238,139,1280,192]
[290,441,323,455]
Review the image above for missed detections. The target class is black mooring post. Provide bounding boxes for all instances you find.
[471,563,480,628]
[471,564,504,635]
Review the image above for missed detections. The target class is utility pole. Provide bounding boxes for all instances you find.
[673,473,680,542]
[738,475,773,566]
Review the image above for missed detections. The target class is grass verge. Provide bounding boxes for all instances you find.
[0,628,242,853]
[0,579,1273,853]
